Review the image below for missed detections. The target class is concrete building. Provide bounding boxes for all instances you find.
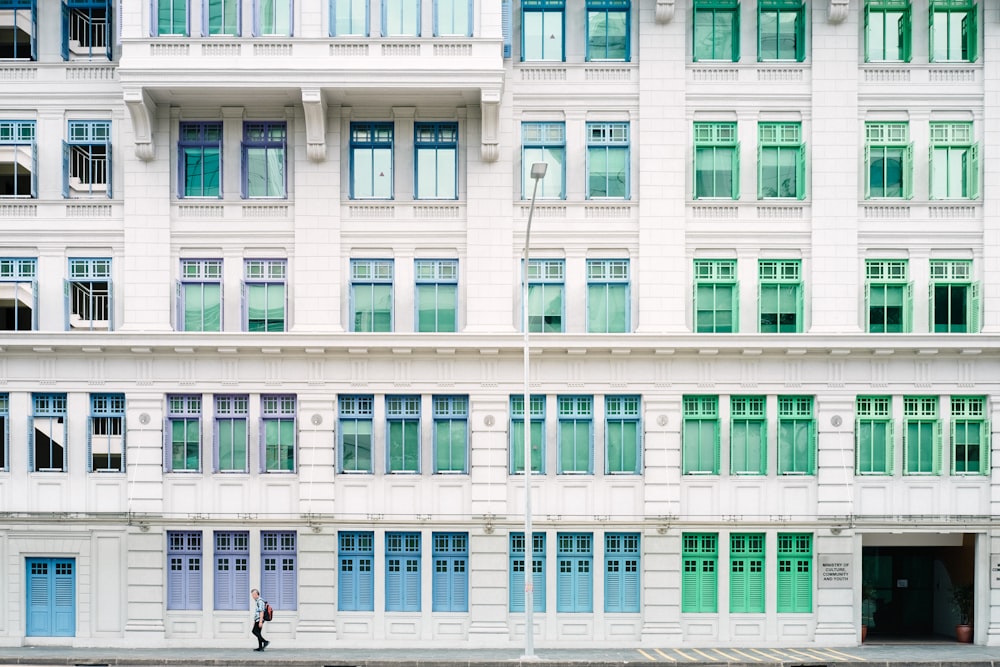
[0,0,995,650]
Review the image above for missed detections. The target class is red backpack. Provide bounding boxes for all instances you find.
[263,601,273,621]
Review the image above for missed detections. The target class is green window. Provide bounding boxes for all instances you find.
[415,259,457,333]
[693,0,739,62]
[758,123,804,200]
[730,533,764,613]
[930,260,978,333]
[340,395,374,473]
[558,396,592,474]
[683,396,719,475]
[777,396,815,475]
[757,0,805,62]
[903,396,940,475]
[694,259,738,333]
[758,259,802,333]
[606,396,640,474]
[216,395,249,473]
[586,122,629,199]
[731,396,766,475]
[511,395,545,474]
[522,122,566,199]
[951,397,988,475]
[179,123,222,199]
[244,259,286,332]
[865,259,911,333]
[856,396,893,475]
[682,533,718,613]
[929,122,978,200]
[157,0,188,35]
[351,259,393,332]
[205,0,240,35]
[526,259,564,333]
[167,395,201,472]
[929,0,977,63]
[521,0,564,61]
[179,259,222,332]
[586,0,629,62]
[776,533,812,613]
[387,395,420,473]
[694,122,739,200]
[587,259,629,333]
[255,0,292,35]
[865,122,912,199]
[433,396,468,473]
[262,395,295,472]
[864,0,911,62]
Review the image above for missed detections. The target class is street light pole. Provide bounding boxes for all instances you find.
[522,161,547,660]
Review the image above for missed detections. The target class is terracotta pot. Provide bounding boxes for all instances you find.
[956,624,973,643]
[861,625,868,642]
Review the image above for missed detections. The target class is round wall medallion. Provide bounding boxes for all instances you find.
[657,415,668,427]
[138,413,150,425]
[831,415,843,427]
[484,415,495,427]
[311,413,323,426]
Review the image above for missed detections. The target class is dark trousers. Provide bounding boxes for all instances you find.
[251,620,266,648]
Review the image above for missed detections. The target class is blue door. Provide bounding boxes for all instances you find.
[26,558,75,636]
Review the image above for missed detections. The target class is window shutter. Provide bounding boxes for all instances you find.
[756,143,763,199]
[885,419,894,474]
[730,559,745,612]
[732,141,741,200]
[928,144,936,200]
[950,417,959,475]
[62,141,70,198]
[902,420,911,472]
[105,0,113,60]
[533,558,545,611]
[904,282,913,333]
[681,559,698,611]
[794,8,805,62]
[605,558,621,612]
[864,282,871,331]
[167,557,184,609]
[453,558,468,611]
[338,557,356,609]
[163,417,172,471]
[900,7,911,62]
[968,143,979,199]
[189,556,203,610]
[732,280,740,333]
[796,144,806,199]
[776,560,792,610]
[31,278,39,329]
[27,416,34,471]
[105,136,113,198]
[108,279,115,331]
[358,558,374,610]
[970,281,980,333]
[580,560,593,612]
[795,281,804,331]
[808,421,817,474]
[556,558,573,612]
[928,281,936,332]
[404,557,420,611]
[509,557,524,612]
[702,560,717,612]
[982,420,991,473]
[713,420,721,473]
[902,143,913,199]
[261,557,278,606]
[386,559,402,611]
[755,2,762,62]
[63,279,70,330]
[280,557,297,609]
[795,559,812,612]
[30,0,37,60]
[61,0,69,60]
[732,6,740,61]
[258,414,266,473]
[240,280,247,331]
[862,3,870,62]
[934,421,943,475]
[962,7,976,62]
[928,6,936,63]
[863,143,871,199]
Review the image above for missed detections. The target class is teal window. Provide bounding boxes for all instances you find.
[758,259,802,333]
[865,122,912,199]
[605,396,640,474]
[510,395,545,474]
[930,259,978,333]
[340,395,373,473]
[777,396,815,475]
[64,120,112,198]
[433,396,467,473]
[510,532,545,612]
[331,0,368,35]
[387,395,420,473]
[254,0,291,36]
[179,122,222,199]
[179,259,222,332]
[683,396,719,475]
[758,122,804,199]
[929,122,978,200]
[156,0,188,35]
[693,0,739,62]
[776,533,812,613]
[558,396,592,474]
[167,395,201,472]
[864,0,911,62]
[951,396,988,475]
[731,396,766,475]
[903,396,940,475]
[757,0,805,62]
[382,0,419,36]
[0,119,37,198]
[414,122,457,200]
[682,533,718,613]
[434,0,471,36]
[587,122,629,199]
[587,259,629,333]
[0,257,37,331]
[730,533,764,613]
[865,259,911,333]
[67,257,112,331]
[89,393,124,472]
[351,259,393,332]
[586,0,629,61]
[242,122,286,198]
[204,0,239,35]
[694,122,739,199]
[31,394,67,472]
[385,532,420,611]
[350,122,393,200]
[929,0,977,63]
[556,533,593,612]
[215,395,248,473]
[431,533,468,612]
[694,259,738,333]
[522,122,565,199]
[521,0,564,61]
[856,396,893,475]
[526,259,564,333]
[604,533,640,612]
[415,259,457,332]
[243,259,286,332]
[262,395,295,472]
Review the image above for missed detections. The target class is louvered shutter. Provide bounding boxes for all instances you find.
[968,143,979,199]
[215,556,232,610]
[904,282,913,332]
[702,559,717,612]
[732,141,740,200]
[338,557,355,609]
[27,416,34,471]
[188,556,203,610]
[358,557,374,610]
[796,144,806,199]
[982,420,991,473]
[62,141,70,198]
[903,143,913,198]
[776,560,792,610]
[167,556,184,609]
[970,282,980,332]
[732,6,740,62]
[404,557,420,611]
[386,558,401,611]
[795,558,812,612]
[622,558,639,612]
[280,556,297,609]
[579,560,593,612]
[61,0,69,60]
[86,419,93,472]
[681,559,697,611]
[934,421,943,474]
[730,559,746,612]
[532,557,545,612]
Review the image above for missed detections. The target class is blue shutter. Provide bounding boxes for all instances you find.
[30,0,37,60]
[453,557,468,611]
[338,556,356,609]
[240,280,247,331]
[261,557,278,605]
[188,556,203,610]
[509,556,524,611]
[175,281,183,331]
[358,557,374,610]
[27,416,34,471]
[167,557,184,609]
[31,278,38,329]
[280,556,297,608]
[501,0,511,57]
[622,557,640,612]
[27,560,50,636]
[52,560,76,636]
[61,0,69,60]
[163,417,172,471]
[105,136,113,198]
[107,279,114,330]
[605,557,621,612]
[86,418,93,472]
[385,558,401,611]
[214,556,232,609]
[62,141,70,198]
[557,558,572,611]
[104,0,112,60]
[31,137,37,197]
[431,558,448,611]
[404,557,420,611]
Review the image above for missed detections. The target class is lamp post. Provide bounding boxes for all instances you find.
[522,161,547,659]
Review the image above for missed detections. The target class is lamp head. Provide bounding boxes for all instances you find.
[530,162,548,180]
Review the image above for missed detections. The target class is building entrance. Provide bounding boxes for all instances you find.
[25,558,75,637]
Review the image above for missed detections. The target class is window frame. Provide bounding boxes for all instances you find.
[777,396,815,475]
[386,395,420,474]
[166,394,202,473]
[757,122,805,200]
[604,533,640,612]
[0,120,37,198]
[865,121,912,199]
[382,0,419,36]
[167,530,203,611]
[865,259,911,333]
[928,0,977,63]
[61,0,112,61]
[758,259,802,333]
[509,532,546,612]
[730,533,765,613]
[415,259,457,333]
[682,395,720,475]
[731,396,767,475]
[243,259,287,332]
[203,0,240,35]
[694,258,738,333]
[930,259,978,333]
[340,395,374,473]
[154,0,189,35]
[178,258,223,332]
[351,258,394,332]
[521,121,566,199]
[261,530,297,609]
[261,395,296,473]
[776,533,812,613]
[585,0,629,62]
[178,122,222,199]
[0,0,37,60]
[520,0,565,62]
[414,122,458,200]
[0,257,38,331]
[951,396,988,475]
[757,0,805,62]
[526,258,564,333]
[682,532,718,613]
[693,0,739,62]
[385,531,421,611]
[89,392,125,473]
[31,393,67,472]
[856,396,893,475]
[254,0,292,36]
[64,120,111,199]
[66,257,112,331]
[433,0,471,37]
[433,395,468,474]
[350,122,394,200]
[338,531,375,611]
[587,259,630,333]
[0,393,7,471]
[510,394,545,474]
[432,532,468,611]
[903,396,941,475]
[213,530,249,611]
[331,0,368,35]
[693,121,739,200]
[556,532,593,612]
[864,0,911,63]
[215,394,249,473]
[557,396,593,474]
[586,121,630,199]
[605,395,640,474]
[929,121,978,200]
[241,121,286,199]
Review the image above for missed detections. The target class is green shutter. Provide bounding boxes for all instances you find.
[968,143,979,199]
[970,281,980,332]
[794,8,805,62]
[902,421,910,472]
[900,7,911,61]
[982,420,990,473]
[795,558,812,611]
[732,280,740,333]
[714,419,722,473]
[863,2,870,62]
[756,143,763,199]
[864,282,872,331]
[808,421,817,474]
[682,559,699,611]
[796,144,806,199]
[732,141,741,200]
[934,421,943,475]
[904,282,913,332]
[928,5,936,63]
[965,6,977,62]
[887,419,895,474]
[902,143,913,199]
[732,6,741,62]
[863,144,871,199]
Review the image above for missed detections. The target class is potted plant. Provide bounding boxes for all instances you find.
[860,583,878,642]
[952,583,974,643]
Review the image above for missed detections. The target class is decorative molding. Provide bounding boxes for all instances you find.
[655,0,675,23]
[480,88,500,163]
[301,88,327,162]
[828,0,849,23]
[123,88,156,161]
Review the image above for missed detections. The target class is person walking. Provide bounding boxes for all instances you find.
[250,588,269,651]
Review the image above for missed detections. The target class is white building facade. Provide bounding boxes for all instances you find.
[0,0,997,650]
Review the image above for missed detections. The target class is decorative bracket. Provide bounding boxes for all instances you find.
[123,88,156,161]
[828,0,849,23]
[655,0,675,24]
[480,87,501,163]
[301,88,327,162]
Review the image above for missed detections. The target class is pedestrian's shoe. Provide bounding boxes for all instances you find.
[254,647,263,651]
[263,640,270,649]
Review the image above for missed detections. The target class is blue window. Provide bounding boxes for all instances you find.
[214,530,249,610]
[433,395,468,473]
[262,395,295,472]
[351,259,393,332]
[386,395,420,473]
[432,532,468,611]
[254,0,292,35]
[88,393,124,473]
[510,395,545,474]
[166,394,201,472]
[587,259,629,333]
[558,396,592,474]
[521,122,565,199]
[0,257,38,331]
[434,0,470,36]
[215,395,249,472]
[0,120,37,198]
[340,395,373,473]
[510,532,545,612]
[526,258,564,333]
[338,531,374,611]
[67,257,112,331]
[31,394,66,472]
[587,122,629,199]
[243,259,286,332]
[350,122,393,199]
[606,396,640,474]
[415,259,457,332]
[586,0,629,61]
[178,122,222,198]
[154,0,188,35]
[605,533,640,612]
[204,0,239,35]
[382,0,419,36]
[242,122,286,198]
[167,531,202,610]
[178,259,222,332]
[64,120,111,198]
[331,0,367,35]
[62,0,111,60]
[521,0,564,61]
[414,122,458,200]
[386,532,420,611]
[0,0,37,60]
[557,533,592,612]
[262,530,297,609]
[0,393,7,471]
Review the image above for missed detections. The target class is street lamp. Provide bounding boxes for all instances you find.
[522,161,547,659]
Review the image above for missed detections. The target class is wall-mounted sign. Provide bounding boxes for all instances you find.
[818,555,853,589]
